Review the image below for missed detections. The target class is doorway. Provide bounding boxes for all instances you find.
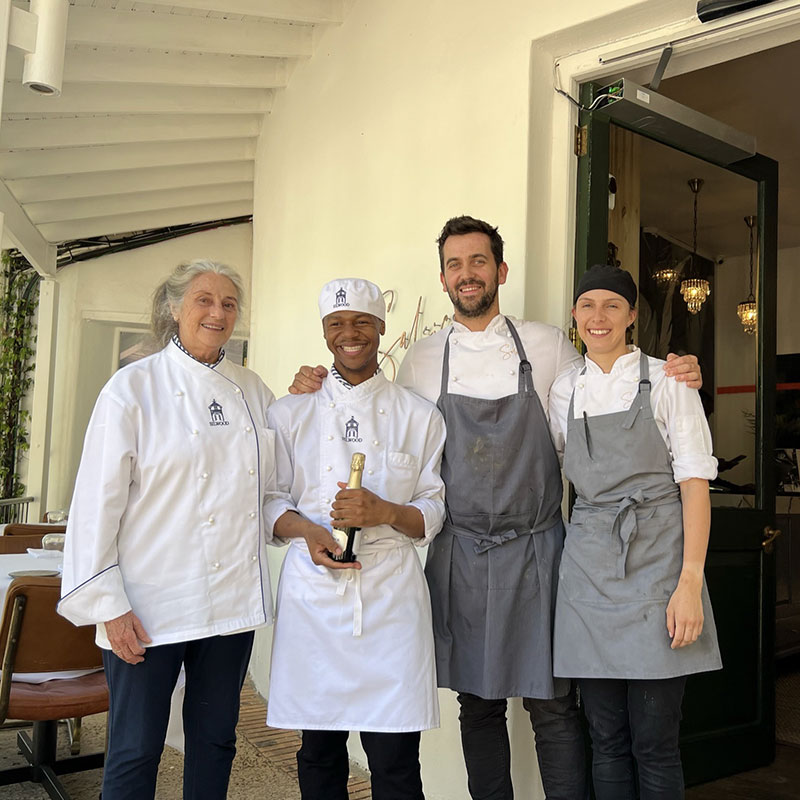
[574,37,798,790]
[635,41,800,786]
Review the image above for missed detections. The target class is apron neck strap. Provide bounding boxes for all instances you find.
[505,318,534,395]
[440,328,454,397]
[622,351,653,429]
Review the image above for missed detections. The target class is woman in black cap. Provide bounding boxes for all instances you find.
[549,264,722,800]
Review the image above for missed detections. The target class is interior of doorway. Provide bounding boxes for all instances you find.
[592,35,800,757]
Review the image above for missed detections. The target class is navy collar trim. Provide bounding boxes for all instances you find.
[172,334,224,369]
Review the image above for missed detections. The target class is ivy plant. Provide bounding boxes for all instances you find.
[0,250,39,500]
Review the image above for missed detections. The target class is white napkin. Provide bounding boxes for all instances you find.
[26,548,63,559]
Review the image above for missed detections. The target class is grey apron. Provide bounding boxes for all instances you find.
[425,318,570,700]
[553,352,722,680]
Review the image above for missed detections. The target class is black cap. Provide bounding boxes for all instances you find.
[574,264,637,307]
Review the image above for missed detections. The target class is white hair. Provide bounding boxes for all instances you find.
[150,259,246,348]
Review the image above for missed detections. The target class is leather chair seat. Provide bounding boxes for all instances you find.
[8,671,108,720]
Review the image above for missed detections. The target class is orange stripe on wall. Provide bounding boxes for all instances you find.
[717,383,800,395]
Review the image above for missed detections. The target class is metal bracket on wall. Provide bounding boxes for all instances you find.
[649,45,673,90]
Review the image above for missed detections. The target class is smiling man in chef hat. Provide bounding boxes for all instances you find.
[264,277,447,800]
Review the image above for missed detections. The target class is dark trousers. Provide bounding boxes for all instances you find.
[297,729,424,800]
[456,687,587,800]
[578,676,687,800]
[101,631,254,800]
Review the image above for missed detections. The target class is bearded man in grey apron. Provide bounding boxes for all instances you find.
[287,218,704,800]
[551,265,721,800]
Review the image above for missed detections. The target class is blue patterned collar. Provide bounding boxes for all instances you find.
[172,334,224,369]
[330,364,380,389]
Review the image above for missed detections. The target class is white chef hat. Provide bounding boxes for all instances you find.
[318,278,386,322]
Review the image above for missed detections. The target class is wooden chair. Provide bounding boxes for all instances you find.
[0,534,46,554]
[0,576,108,799]
[4,523,66,537]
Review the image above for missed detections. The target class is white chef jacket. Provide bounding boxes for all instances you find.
[264,370,446,732]
[58,340,277,649]
[396,314,582,410]
[549,347,718,484]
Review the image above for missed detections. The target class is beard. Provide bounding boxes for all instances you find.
[446,278,499,318]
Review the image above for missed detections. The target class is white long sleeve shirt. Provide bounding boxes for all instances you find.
[396,314,582,413]
[58,341,277,648]
[549,347,717,483]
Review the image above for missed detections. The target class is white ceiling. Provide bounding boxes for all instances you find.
[2,5,797,271]
[0,0,344,268]
[638,38,800,259]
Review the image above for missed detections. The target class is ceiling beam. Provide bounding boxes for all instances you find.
[0,179,56,275]
[146,0,343,24]
[26,181,254,224]
[39,200,254,242]
[2,82,274,115]
[0,113,262,149]
[0,138,256,178]
[6,46,289,88]
[66,7,313,58]
[8,161,255,203]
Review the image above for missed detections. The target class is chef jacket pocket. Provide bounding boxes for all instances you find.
[383,451,419,502]
[387,451,418,469]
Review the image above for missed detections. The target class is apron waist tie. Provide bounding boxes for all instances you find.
[611,491,643,579]
[333,539,411,637]
[447,511,562,554]
[335,569,363,637]
[576,491,678,579]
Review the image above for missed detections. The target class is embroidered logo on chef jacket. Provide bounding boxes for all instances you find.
[334,287,350,308]
[208,399,230,427]
[343,416,362,442]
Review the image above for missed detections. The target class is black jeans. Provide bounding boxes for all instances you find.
[297,729,424,800]
[578,676,687,800]
[457,687,587,800]
[101,631,254,800]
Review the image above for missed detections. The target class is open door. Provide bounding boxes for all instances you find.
[574,81,778,785]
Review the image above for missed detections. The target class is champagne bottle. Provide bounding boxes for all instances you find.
[330,452,365,562]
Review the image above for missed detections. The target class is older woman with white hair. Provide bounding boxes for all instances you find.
[59,259,277,800]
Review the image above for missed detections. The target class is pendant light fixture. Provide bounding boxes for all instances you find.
[737,215,758,335]
[653,266,680,287]
[680,178,711,314]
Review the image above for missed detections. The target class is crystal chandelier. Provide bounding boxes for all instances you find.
[737,215,757,335]
[680,178,710,314]
[653,267,680,287]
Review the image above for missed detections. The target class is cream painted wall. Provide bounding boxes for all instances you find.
[247,1,658,797]
[44,224,253,513]
[247,0,800,796]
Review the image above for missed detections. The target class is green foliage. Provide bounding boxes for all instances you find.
[0,250,39,499]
